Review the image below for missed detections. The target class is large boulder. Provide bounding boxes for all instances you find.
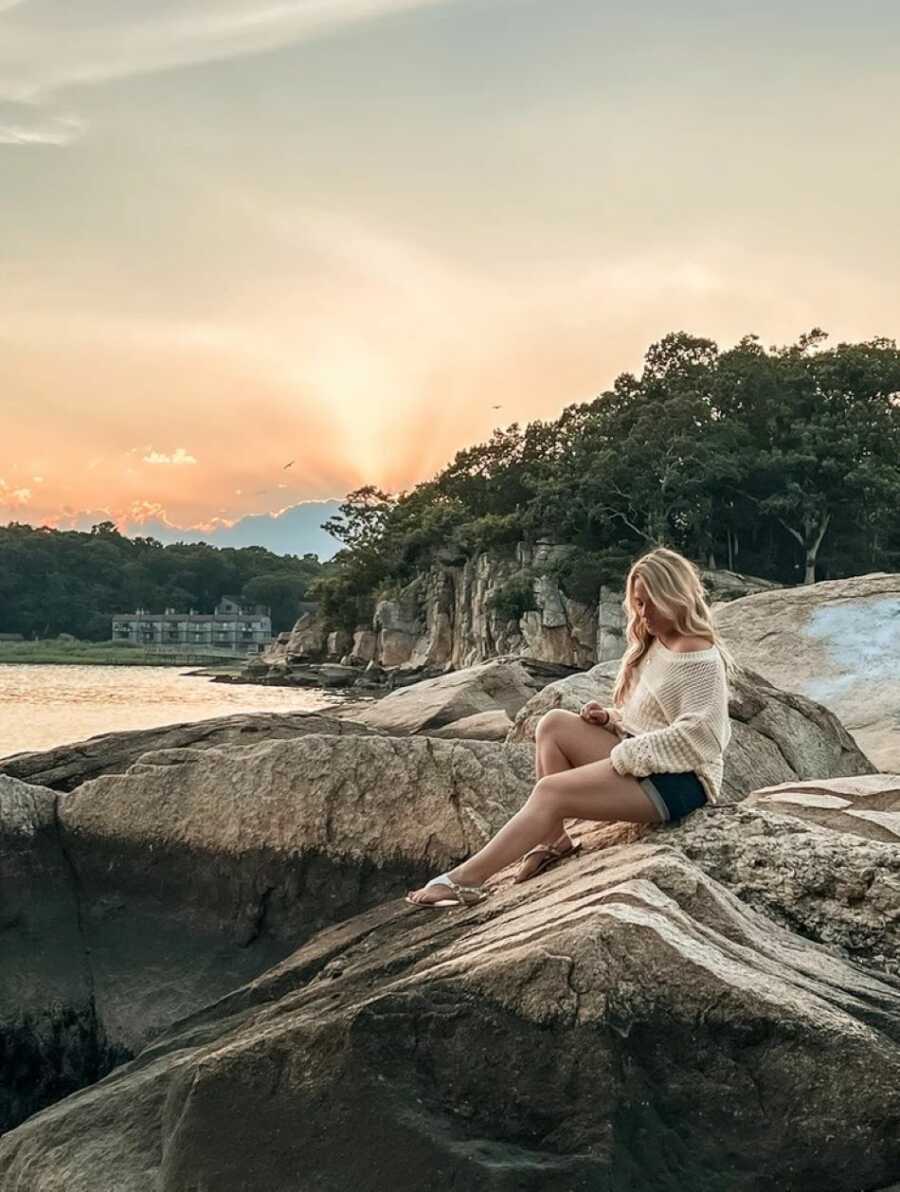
[0,776,118,1133]
[507,659,876,802]
[0,734,533,1131]
[425,709,514,741]
[712,571,900,772]
[4,825,900,1191]
[332,657,554,736]
[0,710,380,792]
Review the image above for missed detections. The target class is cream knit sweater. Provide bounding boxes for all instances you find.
[605,638,731,804]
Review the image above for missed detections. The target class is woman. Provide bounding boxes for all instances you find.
[407,546,738,908]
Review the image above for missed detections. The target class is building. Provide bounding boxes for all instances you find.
[111,596,272,653]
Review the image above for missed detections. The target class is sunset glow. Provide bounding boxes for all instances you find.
[3,0,899,539]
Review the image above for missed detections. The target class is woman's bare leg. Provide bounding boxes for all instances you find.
[407,753,663,904]
[531,709,621,857]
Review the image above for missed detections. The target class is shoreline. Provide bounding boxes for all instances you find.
[0,642,246,670]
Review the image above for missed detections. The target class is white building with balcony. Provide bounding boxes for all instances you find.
[111,596,272,653]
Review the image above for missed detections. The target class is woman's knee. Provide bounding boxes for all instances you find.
[528,776,565,816]
[535,707,578,741]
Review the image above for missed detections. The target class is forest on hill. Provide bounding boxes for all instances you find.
[312,330,900,634]
[0,526,323,639]
[4,329,899,643]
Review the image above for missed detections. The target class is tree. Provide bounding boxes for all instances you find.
[241,573,308,633]
[727,332,900,583]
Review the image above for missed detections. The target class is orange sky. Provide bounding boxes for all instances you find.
[2,0,899,536]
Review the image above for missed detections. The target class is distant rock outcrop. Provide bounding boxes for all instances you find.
[4,785,900,1191]
[243,546,778,686]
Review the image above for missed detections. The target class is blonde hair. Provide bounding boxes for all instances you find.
[611,547,740,706]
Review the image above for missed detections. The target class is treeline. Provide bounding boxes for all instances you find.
[314,329,900,634]
[0,523,324,638]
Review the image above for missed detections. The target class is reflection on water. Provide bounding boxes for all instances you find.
[0,664,349,757]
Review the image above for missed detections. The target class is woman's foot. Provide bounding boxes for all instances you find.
[514,832,579,883]
[406,870,487,908]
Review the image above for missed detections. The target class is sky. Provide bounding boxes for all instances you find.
[2,0,899,548]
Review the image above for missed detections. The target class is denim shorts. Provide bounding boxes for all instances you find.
[622,732,709,823]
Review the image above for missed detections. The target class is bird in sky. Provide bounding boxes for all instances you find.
[283,459,295,469]
[491,404,502,409]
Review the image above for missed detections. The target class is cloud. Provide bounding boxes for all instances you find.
[0,0,453,148]
[0,0,451,103]
[142,447,198,465]
[125,500,178,526]
[0,480,33,507]
[0,100,83,144]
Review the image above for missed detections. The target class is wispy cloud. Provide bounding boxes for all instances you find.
[0,0,452,148]
[0,0,452,103]
[0,479,33,507]
[142,447,198,465]
[0,108,83,144]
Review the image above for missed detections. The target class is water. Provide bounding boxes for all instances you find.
[0,664,352,758]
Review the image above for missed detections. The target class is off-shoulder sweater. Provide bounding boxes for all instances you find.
[604,638,731,804]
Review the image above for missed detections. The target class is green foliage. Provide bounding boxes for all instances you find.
[308,328,900,611]
[0,525,323,638]
[453,513,522,554]
[486,574,539,623]
[545,548,633,607]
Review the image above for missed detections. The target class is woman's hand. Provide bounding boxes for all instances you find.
[579,701,609,726]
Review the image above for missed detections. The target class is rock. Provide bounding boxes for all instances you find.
[425,709,514,741]
[348,628,377,666]
[334,658,547,736]
[0,775,119,1133]
[671,774,900,976]
[0,710,381,792]
[702,567,782,601]
[4,830,900,1191]
[507,659,877,802]
[326,630,352,658]
[0,734,533,1127]
[712,571,900,772]
[237,545,778,686]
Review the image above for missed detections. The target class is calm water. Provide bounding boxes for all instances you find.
[0,664,351,758]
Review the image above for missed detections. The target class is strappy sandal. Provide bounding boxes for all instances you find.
[514,839,582,884]
[405,872,488,909]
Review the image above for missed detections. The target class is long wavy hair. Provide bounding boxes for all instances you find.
[611,547,740,706]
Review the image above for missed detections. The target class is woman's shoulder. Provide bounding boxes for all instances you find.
[670,635,715,654]
[651,634,717,656]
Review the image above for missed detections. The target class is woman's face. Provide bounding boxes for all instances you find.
[633,576,661,633]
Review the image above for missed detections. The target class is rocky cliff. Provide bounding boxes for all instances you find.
[248,545,778,684]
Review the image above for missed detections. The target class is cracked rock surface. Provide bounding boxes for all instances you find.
[3,833,900,1192]
[669,774,900,976]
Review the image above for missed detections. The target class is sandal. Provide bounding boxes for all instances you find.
[405,872,488,909]
[514,839,582,884]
